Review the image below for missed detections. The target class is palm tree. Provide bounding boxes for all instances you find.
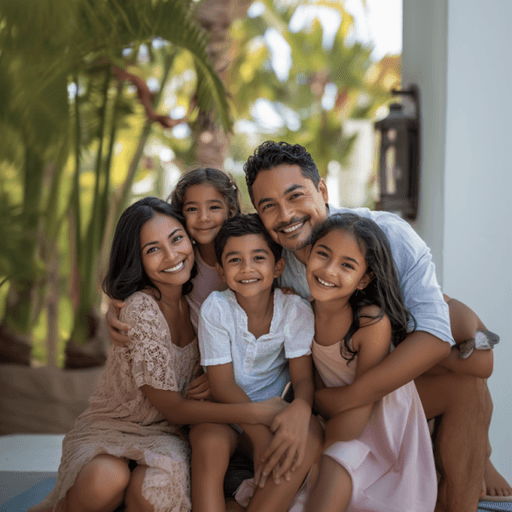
[0,0,231,366]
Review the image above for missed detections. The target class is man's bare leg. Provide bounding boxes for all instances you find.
[444,294,511,499]
[415,372,492,512]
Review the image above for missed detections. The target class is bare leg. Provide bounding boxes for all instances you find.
[304,454,351,512]
[64,454,131,512]
[124,465,155,512]
[444,295,511,498]
[443,294,480,343]
[246,416,323,512]
[416,372,492,512]
[189,422,239,512]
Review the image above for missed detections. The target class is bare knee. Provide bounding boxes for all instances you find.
[66,455,130,510]
[82,454,130,491]
[189,423,235,464]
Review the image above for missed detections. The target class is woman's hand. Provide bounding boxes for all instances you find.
[106,300,131,347]
[186,370,212,401]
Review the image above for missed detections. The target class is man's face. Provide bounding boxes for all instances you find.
[251,164,329,252]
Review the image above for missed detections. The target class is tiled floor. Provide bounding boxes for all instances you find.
[0,434,63,508]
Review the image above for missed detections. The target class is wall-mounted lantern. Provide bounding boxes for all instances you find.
[374,84,420,220]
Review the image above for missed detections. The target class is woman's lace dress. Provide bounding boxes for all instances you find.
[38,292,199,512]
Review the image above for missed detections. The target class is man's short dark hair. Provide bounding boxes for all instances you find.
[215,213,282,266]
[243,141,321,204]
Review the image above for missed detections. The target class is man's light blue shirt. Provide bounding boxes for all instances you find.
[278,205,454,346]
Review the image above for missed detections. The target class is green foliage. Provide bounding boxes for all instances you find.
[226,0,400,175]
[0,0,232,363]
[0,0,399,364]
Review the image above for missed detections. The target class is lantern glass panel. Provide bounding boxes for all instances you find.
[385,145,397,194]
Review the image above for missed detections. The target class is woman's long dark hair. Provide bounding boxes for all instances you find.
[310,213,415,363]
[102,197,197,301]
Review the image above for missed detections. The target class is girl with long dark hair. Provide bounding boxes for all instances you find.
[302,213,437,512]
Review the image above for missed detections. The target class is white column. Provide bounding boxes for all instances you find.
[403,0,512,482]
[337,120,375,208]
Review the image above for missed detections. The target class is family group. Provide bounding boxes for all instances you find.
[30,141,509,512]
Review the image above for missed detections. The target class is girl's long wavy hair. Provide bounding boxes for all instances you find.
[102,197,197,301]
[310,213,415,363]
[168,167,241,219]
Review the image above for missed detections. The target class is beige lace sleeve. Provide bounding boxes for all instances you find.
[121,292,179,392]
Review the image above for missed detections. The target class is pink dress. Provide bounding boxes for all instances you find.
[187,248,227,329]
[312,339,437,512]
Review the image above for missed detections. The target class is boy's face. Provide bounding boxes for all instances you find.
[216,233,285,299]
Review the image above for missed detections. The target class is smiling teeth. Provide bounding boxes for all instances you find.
[163,261,184,273]
[317,277,335,287]
[241,279,258,283]
[282,222,304,233]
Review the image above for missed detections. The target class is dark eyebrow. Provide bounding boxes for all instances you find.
[316,243,359,265]
[284,184,305,195]
[257,184,305,209]
[184,199,224,206]
[224,248,270,259]
[142,228,182,250]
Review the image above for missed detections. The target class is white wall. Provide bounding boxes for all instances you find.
[403,0,512,483]
[402,0,448,277]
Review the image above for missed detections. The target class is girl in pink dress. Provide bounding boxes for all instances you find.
[303,213,437,512]
[168,167,240,329]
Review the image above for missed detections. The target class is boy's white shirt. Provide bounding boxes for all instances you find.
[198,288,314,402]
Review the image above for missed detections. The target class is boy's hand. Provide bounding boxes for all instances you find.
[106,299,131,346]
[260,399,311,483]
[251,428,275,489]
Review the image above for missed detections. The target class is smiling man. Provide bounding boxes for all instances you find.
[244,140,496,512]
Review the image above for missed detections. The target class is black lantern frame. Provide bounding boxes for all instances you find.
[374,84,420,220]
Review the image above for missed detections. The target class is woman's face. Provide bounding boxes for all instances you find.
[306,228,370,303]
[140,213,195,289]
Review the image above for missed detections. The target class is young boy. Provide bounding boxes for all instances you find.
[191,214,322,512]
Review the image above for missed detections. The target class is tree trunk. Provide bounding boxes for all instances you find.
[193,0,253,168]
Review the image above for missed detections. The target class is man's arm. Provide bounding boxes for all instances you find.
[315,330,450,417]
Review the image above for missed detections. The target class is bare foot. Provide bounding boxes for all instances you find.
[484,458,512,497]
[481,478,487,499]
